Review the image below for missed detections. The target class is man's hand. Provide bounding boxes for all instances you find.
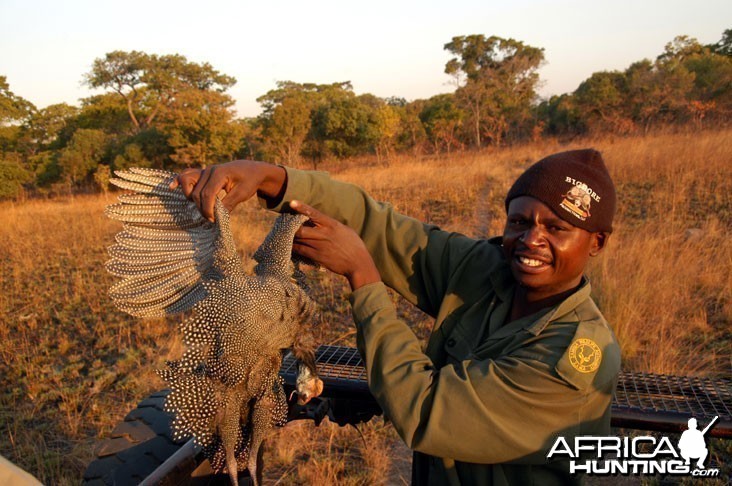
[170,160,286,222]
[291,200,381,291]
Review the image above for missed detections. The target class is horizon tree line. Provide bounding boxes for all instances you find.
[0,28,730,199]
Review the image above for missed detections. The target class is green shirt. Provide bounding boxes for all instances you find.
[267,167,621,485]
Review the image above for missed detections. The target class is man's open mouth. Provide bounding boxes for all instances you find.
[518,256,544,267]
[514,253,552,272]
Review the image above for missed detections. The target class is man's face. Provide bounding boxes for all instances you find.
[502,196,607,301]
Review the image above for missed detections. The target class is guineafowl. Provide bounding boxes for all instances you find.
[105,168,323,485]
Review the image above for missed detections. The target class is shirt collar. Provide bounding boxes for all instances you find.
[523,277,592,335]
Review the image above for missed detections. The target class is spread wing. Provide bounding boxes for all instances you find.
[105,168,243,318]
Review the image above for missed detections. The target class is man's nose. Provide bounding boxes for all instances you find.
[519,225,547,247]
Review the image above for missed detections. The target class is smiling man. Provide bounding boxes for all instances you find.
[175,148,621,485]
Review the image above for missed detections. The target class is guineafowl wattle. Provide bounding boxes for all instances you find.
[105,168,323,485]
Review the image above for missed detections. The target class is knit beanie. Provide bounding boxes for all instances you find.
[505,149,616,233]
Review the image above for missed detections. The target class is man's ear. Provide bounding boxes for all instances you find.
[589,232,610,257]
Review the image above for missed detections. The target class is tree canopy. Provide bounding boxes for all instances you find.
[0,27,730,198]
[445,35,544,147]
[85,51,235,134]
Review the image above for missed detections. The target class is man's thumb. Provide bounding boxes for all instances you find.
[291,200,324,221]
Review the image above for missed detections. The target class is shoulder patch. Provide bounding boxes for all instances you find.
[555,320,620,390]
[567,338,602,373]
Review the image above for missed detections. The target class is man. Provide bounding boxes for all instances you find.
[678,418,709,469]
[173,148,621,485]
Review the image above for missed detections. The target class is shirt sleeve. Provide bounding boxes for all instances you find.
[262,166,479,317]
[350,282,616,464]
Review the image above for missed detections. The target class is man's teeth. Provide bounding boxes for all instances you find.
[519,256,544,267]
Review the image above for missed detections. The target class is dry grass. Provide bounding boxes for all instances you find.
[0,129,730,483]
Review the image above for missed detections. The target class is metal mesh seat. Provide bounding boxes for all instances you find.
[281,345,732,438]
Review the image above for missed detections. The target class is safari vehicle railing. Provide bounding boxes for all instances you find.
[84,345,731,485]
[280,345,731,437]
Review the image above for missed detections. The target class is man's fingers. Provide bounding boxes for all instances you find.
[200,167,222,222]
[180,177,196,197]
[294,225,329,241]
[291,242,319,262]
[291,200,331,225]
[220,184,247,212]
[191,168,214,215]
[172,168,202,196]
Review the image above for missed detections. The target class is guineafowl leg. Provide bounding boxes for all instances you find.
[226,449,239,486]
[247,399,273,485]
[221,393,247,486]
[248,378,288,486]
[223,421,240,486]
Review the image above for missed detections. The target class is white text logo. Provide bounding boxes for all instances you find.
[547,416,720,477]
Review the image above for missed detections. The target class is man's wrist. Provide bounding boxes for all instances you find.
[256,163,287,202]
[347,265,382,291]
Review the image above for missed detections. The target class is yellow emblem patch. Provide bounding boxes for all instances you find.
[568,338,602,373]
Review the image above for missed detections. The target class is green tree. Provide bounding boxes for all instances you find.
[444,35,544,147]
[397,100,428,156]
[159,89,243,166]
[234,118,264,161]
[625,59,694,132]
[0,76,35,154]
[0,75,34,124]
[543,29,732,136]
[57,129,108,185]
[93,163,111,193]
[265,94,311,164]
[658,34,732,122]
[32,151,62,187]
[112,143,151,170]
[76,94,132,136]
[573,71,632,133]
[709,28,732,57]
[256,81,355,165]
[310,91,380,158]
[420,94,463,154]
[0,159,32,199]
[256,82,317,165]
[18,103,79,157]
[85,51,235,134]
[657,36,705,67]
[684,52,732,104]
[85,51,241,168]
[536,94,584,136]
[374,103,401,162]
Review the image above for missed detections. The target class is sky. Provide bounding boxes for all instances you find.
[1,0,729,118]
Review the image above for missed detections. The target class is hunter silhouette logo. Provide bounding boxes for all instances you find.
[568,338,601,373]
[679,416,718,469]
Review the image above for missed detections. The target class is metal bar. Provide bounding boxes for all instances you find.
[140,439,199,486]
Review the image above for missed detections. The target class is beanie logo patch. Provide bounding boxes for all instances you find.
[561,177,599,222]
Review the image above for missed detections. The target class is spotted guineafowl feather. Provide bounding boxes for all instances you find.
[105,168,323,486]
